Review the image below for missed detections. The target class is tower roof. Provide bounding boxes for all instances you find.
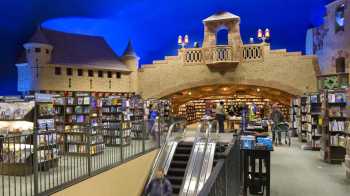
[28,26,50,44]
[203,11,240,22]
[122,40,138,58]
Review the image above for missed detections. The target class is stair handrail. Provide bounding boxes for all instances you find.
[145,120,186,192]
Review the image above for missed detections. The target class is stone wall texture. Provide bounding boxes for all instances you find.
[138,45,319,99]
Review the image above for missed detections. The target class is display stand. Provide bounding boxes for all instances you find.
[0,98,35,176]
[34,93,59,171]
[320,89,348,163]
[346,88,350,178]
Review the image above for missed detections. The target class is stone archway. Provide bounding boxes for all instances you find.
[161,84,294,114]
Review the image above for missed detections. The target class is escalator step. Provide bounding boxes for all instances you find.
[170,160,188,168]
[172,185,182,194]
[167,176,183,185]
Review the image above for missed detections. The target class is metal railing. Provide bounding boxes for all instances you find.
[0,119,170,196]
[198,136,241,196]
[242,44,264,62]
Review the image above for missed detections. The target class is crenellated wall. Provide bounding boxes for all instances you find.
[138,44,319,99]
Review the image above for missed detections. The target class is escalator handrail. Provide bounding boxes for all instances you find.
[190,120,218,195]
[206,120,219,139]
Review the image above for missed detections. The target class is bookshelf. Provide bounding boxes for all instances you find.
[129,96,145,139]
[308,93,322,150]
[320,89,348,163]
[290,98,300,137]
[178,95,290,123]
[299,96,308,143]
[63,93,105,156]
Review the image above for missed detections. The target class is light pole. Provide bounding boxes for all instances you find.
[178,35,189,48]
[257,28,270,43]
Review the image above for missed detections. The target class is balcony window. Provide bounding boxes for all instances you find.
[98,71,103,78]
[216,29,229,45]
[35,48,41,53]
[336,57,346,73]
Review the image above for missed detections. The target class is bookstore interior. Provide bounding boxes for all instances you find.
[1,1,350,195]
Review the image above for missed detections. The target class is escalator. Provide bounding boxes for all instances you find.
[145,120,227,196]
[166,142,193,195]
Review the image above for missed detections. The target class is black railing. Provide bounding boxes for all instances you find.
[0,118,173,196]
[198,137,241,196]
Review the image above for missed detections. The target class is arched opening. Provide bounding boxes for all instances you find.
[336,57,346,73]
[216,28,229,45]
[163,84,294,124]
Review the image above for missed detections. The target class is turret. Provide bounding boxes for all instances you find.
[23,27,53,67]
[121,40,140,93]
[121,40,140,71]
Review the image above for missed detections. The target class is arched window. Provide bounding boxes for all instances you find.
[336,57,346,73]
[216,28,229,45]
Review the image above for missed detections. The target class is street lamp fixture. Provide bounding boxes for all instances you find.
[178,35,189,48]
[257,28,270,43]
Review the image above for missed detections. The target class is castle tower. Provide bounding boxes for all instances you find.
[121,40,140,93]
[23,27,53,68]
[17,27,53,93]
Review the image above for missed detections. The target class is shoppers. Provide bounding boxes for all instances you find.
[145,169,173,196]
[270,104,284,145]
[215,101,226,133]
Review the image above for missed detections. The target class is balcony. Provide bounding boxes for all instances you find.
[317,73,349,90]
[182,44,264,67]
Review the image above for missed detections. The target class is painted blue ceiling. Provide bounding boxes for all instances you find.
[0,0,332,95]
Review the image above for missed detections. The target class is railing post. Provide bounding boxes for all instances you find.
[120,115,124,162]
[142,119,146,153]
[87,126,92,176]
[157,117,161,148]
[33,104,39,196]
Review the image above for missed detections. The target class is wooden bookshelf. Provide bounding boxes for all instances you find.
[320,89,348,163]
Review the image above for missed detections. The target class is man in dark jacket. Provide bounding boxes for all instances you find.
[270,104,284,145]
[145,169,172,196]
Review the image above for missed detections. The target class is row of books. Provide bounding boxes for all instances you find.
[328,93,346,103]
[330,135,347,147]
[329,120,347,132]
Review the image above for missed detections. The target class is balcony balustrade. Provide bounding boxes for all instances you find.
[182,44,264,66]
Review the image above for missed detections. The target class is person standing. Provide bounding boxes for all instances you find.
[270,104,284,145]
[215,101,226,133]
[145,169,173,196]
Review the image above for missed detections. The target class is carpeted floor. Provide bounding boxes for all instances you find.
[270,139,350,196]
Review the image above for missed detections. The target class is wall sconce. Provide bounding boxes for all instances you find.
[257,28,270,43]
[178,34,189,48]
